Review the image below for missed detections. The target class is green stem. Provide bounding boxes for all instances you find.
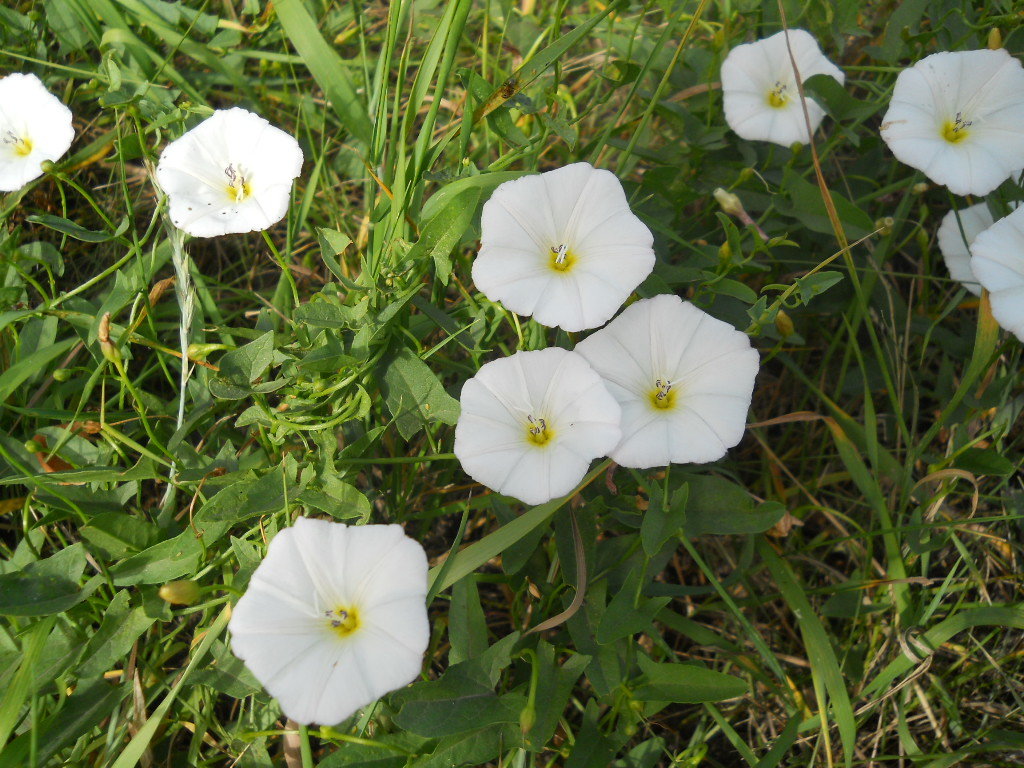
[299,724,314,768]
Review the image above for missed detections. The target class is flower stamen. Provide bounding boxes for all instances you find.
[3,130,32,157]
[526,414,554,446]
[224,163,253,202]
[766,81,789,109]
[549,243,576,272]
[942,111,972,144]
[324,606,360,638]
[649,379,677,410]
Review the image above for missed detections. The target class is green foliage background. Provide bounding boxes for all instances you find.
[1,0,1023,765]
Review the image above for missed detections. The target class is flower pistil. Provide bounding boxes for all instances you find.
[549,243,576,272]
[649,379,677,410]
[942,111,973,144]
[766,81,790,109]
[325,606,360,638]
[526,414,554,446]
[225,163,252,202]
[3,130,32,157]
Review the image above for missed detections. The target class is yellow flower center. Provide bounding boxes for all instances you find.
[766,81,789,109]
[942,112,972,144]
[224,163,252,203]
[4,131,32,157]
[549,243,577,273]
[325,606,360,638]
[648,379,677,411]
[525,414,554,446]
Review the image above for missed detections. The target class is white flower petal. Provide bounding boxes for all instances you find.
[156,107,303,238]
[881,49,1024,196]
[454,347,621,505]
[937,203,1001,296]
[0,73,74,191]
[971,206,1024,341]
[575,295,759,469]
[721,29,844,147]
[228,519,429,726]
[473,162,654,332]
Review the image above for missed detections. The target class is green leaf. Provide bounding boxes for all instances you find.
[216,331,275,386]
[448,577,488,665]
[110,534,202,586]
[596,567,670,644]
[528,643,590,749]
[0,458,160,487]
[952,448,1015,477]
[298,476,370,519]
[795,271,845,305]
[641,485,687,556]
[317,226,360,287]
[565,700,618,768]
[0,337,76,404]
[79,512,158,558]
[294,295,369,329]
[421,171,525,221]
[776,168,874,239]
[394,662,522,738]
[0,616,56,749]
[190,642,261,698]
[683,476,784,536]
[191,466,303,544]
[407,186,480,285]
[760,542,855,766]
[412,723,518,768]
[381,348,460,440]
[803,74,880,124]
[26,214,129,242]
[77,590,155,678]
[0,676,124,768]
[0,543,86,615]
[631,655,746,703]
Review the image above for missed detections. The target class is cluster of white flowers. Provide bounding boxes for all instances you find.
[720,33,1024,344]
[0,73,302,238]
[884,50,1024,340]
[456,164,760,505]
[7,27,1022,735]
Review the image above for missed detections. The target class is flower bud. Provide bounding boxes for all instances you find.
[24,439,43,454]
[713,187,744,218]
[186,343,226,361]
[775,308,795,338]
[52,368,73,382]
[158,580,201,606]
[519,703,536,734]
[98,313,121,365]
[911,182,929,195]
[874,216,895,237]
[988,28,1002,51]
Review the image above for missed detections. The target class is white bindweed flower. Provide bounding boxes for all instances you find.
[969,205,1024,341]
[228,518,429,726]
[575,295,759,469]
[156,107,303,237]
[454,347,622,505]
[937,203,1001,296]
[0,73,74,192]
[720,29,845,147]
[880,49,1024,197]
[473,162,655,332]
